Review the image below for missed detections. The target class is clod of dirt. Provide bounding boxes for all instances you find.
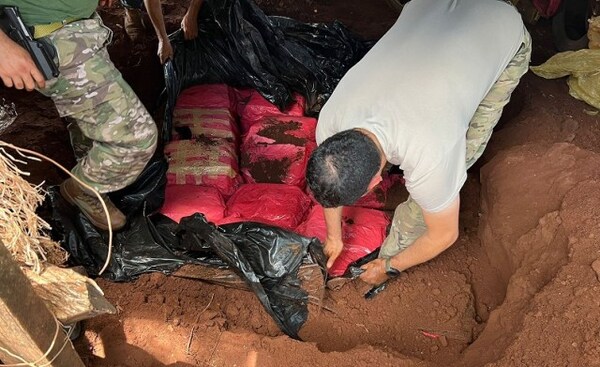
[242,155,292,183]
[258,120,307,146]
[591,259,600,281]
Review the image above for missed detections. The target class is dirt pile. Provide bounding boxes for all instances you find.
[463,143,600,366]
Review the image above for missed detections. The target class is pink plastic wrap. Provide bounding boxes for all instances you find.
[236,89,306,133]
[160,185,226,223]
[240,116,317,187]
[532,0,561,17]
[175,84,235,111]
[224,183,312,229]
[354,174,408,211]
[296,205,390,277]
[172,107,239,142]
[165,138,242,197]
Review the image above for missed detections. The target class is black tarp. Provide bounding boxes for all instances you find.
[162,0,369,141]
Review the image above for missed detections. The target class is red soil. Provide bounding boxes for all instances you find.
[2,0,600,366]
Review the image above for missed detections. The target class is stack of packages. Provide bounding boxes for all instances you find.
[160,85,241,223]
[162,85,406,277]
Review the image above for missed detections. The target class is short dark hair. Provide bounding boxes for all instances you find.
[306,129,381,208]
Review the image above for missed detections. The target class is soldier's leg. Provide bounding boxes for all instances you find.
[38,16,157,229]
[465,28,532,168]
[39,16,157,194]
[379,195,426,259]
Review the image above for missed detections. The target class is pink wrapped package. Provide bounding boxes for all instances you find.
[165,138,242,197]
[240,116,317,187]
[235,89,306,133]
[160,185,226,223]
[172,107,239,142]
[223,183,312,230]
[175,84,235,111]
[296,205,390,277]
[354,173,408,211]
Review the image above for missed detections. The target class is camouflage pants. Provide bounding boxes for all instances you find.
[38,15,157,194]
[379,28,532,259]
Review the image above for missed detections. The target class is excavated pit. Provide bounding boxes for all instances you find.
[2,1,600,366]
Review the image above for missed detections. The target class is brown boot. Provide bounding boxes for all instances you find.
[124,8,146,43]
[60,178,127,231]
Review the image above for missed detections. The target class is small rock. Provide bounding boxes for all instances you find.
[432,301,440,307]
[591,259,600,281]
[430,345,439,352]
[392,296,401,304]
[432,288,441,295]
[172,317,180,326]
[439,335,448,347]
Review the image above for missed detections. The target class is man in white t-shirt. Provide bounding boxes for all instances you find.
[306,0,532,286]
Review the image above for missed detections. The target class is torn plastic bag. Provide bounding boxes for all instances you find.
[163,0,369,140]
[176,214,326,339]
[531,49,600,110]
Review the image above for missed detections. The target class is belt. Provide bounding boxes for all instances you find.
[32,17,81,39]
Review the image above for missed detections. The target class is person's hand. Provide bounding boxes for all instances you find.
[359,258,388,285]
[157,38,173,64]
[323,237,344,269]
[181,13,198,40]
[0,39,45,90]
[98,0,116,7]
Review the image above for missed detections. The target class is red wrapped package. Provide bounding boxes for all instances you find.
[354,173,408,211]
[236,89,306,133]
[240,116,317,187]
[175,84,235,111]
[172,107,239,142]
[165,138,241,197]
[224,183,312,229]
[296,205,390,277]
[160,185,225,223]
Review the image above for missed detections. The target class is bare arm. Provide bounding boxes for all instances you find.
[0,29,45,90]
[143,0,172,63]
[360,196,460,285]
[181,0,203,40]
[323,206,344,269]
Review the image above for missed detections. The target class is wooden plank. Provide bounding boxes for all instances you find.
[23,265,116,325]
[173,263,326,303]
[0,241,85,367]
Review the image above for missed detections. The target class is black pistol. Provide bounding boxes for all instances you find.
[0,6,60,80]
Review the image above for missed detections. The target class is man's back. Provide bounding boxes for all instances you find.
[316,0,525,212]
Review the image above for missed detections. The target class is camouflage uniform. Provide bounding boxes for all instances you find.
[38,15,157,194]
[379,28,532,259]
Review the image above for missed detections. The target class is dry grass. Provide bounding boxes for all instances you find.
[0,145,67,272]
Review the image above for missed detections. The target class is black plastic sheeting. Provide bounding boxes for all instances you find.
[162,0,369,141]
[177,216,325,338]
[43,158,326,338]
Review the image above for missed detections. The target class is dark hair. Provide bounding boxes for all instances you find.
[306,129,381,208]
